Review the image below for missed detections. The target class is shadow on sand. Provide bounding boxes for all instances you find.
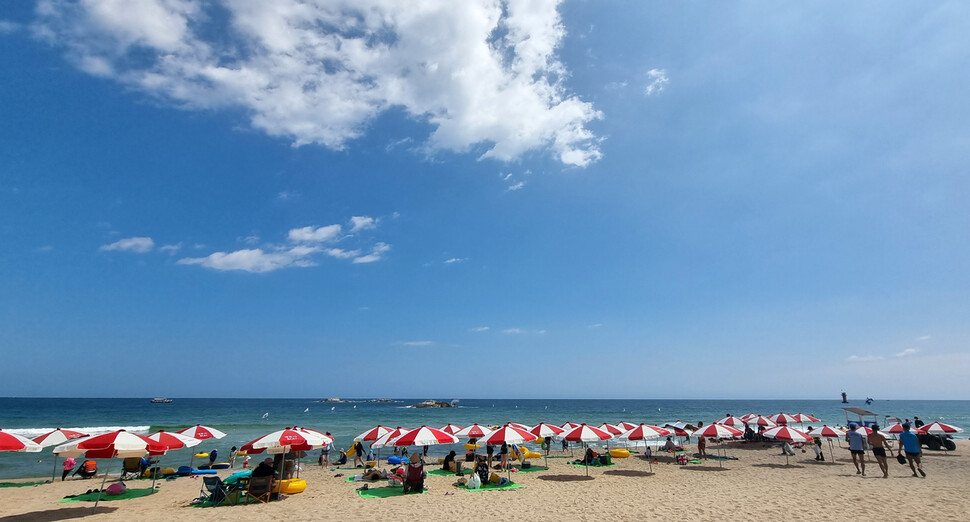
[0,506,118,521]
[603,470,655,478]
[536,474,595,482]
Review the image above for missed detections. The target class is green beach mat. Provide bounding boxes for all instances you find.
[356,486,424,499]
[512,466,548,473]
[426,468,460,476]
[60,488,156,503]
[191,494,248,508]
[459,482,524,491]
[565,461,615,468]
[0,481,49,488]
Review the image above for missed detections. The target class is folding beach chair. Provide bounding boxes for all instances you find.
[245,475,273,504]
[196,475,234,506]
[402,461,425,494]
[120,457,142,480]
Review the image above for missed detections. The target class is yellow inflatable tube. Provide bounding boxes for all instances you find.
[464,443,480,450]
[609,448,631,458]
[193,453,209,459]
[273,478,307,494]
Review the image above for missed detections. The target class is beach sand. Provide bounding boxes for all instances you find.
[1,440,967,521]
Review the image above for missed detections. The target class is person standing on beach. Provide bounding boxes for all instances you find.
[897,423,926,478]
[208,448,218,468]
[229,446,237,468]
[61,457,76,481]
[867,425,891,478]
[353,440,365,468]
[846,424,866,476]
[913,416,924,429]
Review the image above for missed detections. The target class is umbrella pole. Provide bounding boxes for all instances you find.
[94,459,110,510]
[51,455,58,483]
[828,439,835,462]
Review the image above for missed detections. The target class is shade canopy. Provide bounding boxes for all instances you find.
[618,424,670,441]
[240,427,329,455]
[354,425,392,442]
[562,423,613,443]
[479,424,538,446]
[177,425,227,440]
[694,423,743,439]
[763,426,812,443]
[0,430,43,453]
[918,422,964,435]
[807,425,846,439]
[454,424,493,439]
[147,430,202,450]
[31,428,88,448]
[54,430,167,458]
[391,426,459,447]
[530,423,565,439]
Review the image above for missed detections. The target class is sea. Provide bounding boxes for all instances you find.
[2,397,967,479]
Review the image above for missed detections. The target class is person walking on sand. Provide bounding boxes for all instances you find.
[868,425,892,478]
[846,424,866,476]
[353,440,365,468]
[897,423,926,478]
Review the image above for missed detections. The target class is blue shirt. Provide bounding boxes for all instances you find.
[847,429,864,451]
[900,430,921,454]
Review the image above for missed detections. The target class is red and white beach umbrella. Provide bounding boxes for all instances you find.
[530,423,565,439]
[615,421,638,431]
[746,415,777,428]
[884,423,905,434]
[768,413,799,425]
[853,425,873,437]
[763,426,812,443]
[455,424,493,439]
[597,423,624,436]
[0,430,42,453]
[240,427,329,455]
[355,425,392,442]
[32,428,88,448]
[370,427,411,449]
[294,426,334,443]
[562,424,613,477]
[739,413,760,422]
[618,424,670,441]
[694,423,743,439]
[807,425,845,439]
[918,422,964,435]
[560,421,580,431]
[507,423,532,431]
[793,413,820,424]
[439,424,464,436]
[147,430,202,450]
[391,426,459,447]
[714,416,746,428]
[480,424,538,446]
[177,424,227,441]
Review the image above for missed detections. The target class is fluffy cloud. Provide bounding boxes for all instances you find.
[644,68,669,96]
[896,348,920,358]
[444,257,466,264]
[470,326,490,332]
[402,340,434,346]
[349,216,377,233]
[846,354,884,363]
[179,218,385,272]
[34,0,602,166]
[100,236,154,253]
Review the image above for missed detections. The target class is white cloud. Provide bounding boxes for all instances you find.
[916,335,931,341]
[0,20,22,34]
[444,257,467,264]
[159,242,182,254]
[846,354,884,363]
[470,326,490,332]
[896,348,920,358]
[239,235,260,245]
[35,0,602,166]
[502,328,524,334]
[349,216,377,233]
[402,340,434,347]
[324,248,361,259]
[277,190,299,201]
[178,245,319,273]
[100,236,154,253]
[353,242,390,264]
[506,181,525,191]
[288,225,341,243]
[644,68,669,96]
[588,323,603,328]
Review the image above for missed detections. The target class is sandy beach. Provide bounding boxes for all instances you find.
[1,440,966,521]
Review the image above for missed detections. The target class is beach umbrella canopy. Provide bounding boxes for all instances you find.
[768,413,799,425]
[793,413,820,424]
[439,424,464,435]
[745,415,777,428]
[455,424,493,439]
[918,422,964,435]
[0,430,42,453]
[54,429,167,458]
[391,426,459,447]
[763,426,812,443]
[618,424,670,441]
[597,423,624,436]
[739,413,761,422]
[177,424,227,441]
[560,421,580,431]
[884,423,905,434]
[562,423,614,443]
[615,422,638,431]
[294,427,334,443]
[147,430,202,450]
[32,428,88,448]
[370,427,411,449]
[807,425,846,438]
[714,416,746,428]
[853,425,873,437]
[240,427,329,455]
[530,423,565,438]
[480,424,538,446]
[355,425,392,442]
[507,422,533,432]
[694,423,743,439]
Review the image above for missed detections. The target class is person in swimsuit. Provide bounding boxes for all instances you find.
[867,425,891,478]
[846,424,866,476]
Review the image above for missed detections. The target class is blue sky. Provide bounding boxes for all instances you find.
[1,1,968,399]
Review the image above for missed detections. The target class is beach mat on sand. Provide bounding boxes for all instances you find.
[512,466,548,473]
[60,488,156,503]
[427,468,460,476]
[459,482,524,491]
[356,486,425,499]
[565,461,615,468]
[0,481,49,488]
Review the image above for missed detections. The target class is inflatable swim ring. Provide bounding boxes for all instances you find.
[610,449,630,458]
[464,443,480,450]
[177,466,193,476]
[387,456,406,465]
[193,453,209,459]
[191,469,218,475]
[159,467,176,476]
[523,451,542,459]
[273,478,307,494]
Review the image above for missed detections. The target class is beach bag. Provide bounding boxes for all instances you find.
[896,453,907,465]
[104,482,127,496]
[489,472,500,484]
[466,472,481,489]
[676,454,689,465]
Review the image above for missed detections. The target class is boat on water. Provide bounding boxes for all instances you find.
[151,397,173,403]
